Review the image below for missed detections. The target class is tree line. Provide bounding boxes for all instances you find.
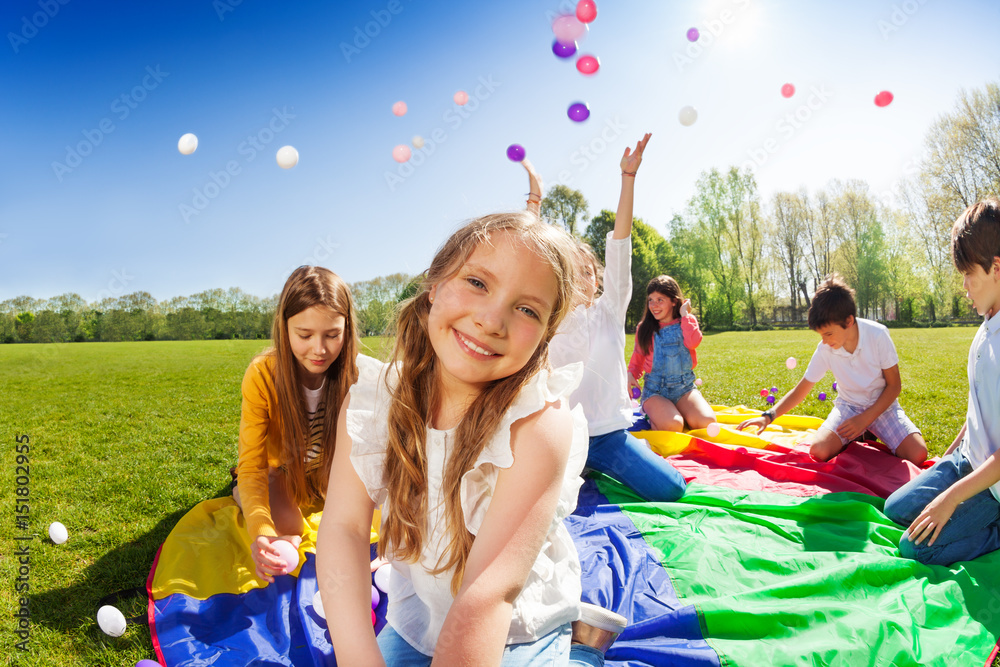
[4,81,996,343]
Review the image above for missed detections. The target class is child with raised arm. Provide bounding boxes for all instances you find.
[736,274,927,465]
[628,276,716,433]
[317,213,618,665]
[545,134,686,502]
[234,266,359,582]
[884,199,1000,565]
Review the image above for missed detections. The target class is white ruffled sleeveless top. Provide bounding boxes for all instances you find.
[347,356,588,655]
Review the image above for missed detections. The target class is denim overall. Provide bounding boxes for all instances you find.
[641,320,696,404]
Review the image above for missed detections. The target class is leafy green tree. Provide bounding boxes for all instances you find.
[583,209,616,259]
[32,310,68,343]
[540,185,588,236]
[15,312,34,342]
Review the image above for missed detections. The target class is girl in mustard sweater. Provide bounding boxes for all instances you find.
[234,265,359,582]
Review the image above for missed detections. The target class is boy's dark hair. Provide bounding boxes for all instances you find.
[952,198,1000,274]
[807,273,856,330]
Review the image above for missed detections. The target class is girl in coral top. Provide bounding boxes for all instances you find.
[628,276,714,432]
[234,266,359,582]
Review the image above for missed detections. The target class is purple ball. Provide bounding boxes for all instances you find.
[686,27,700,42]
[552,39,577,58]
[631,386,640,399]
[766,394,776,405]
[371,584,380,609]
[567,102,590,122]
[832,381,838,391]
[818,392,827,401]
[136,661,163,667]
[770,386,778,394]
[506,144,526,162]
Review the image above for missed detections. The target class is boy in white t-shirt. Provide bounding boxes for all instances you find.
[884,198,1000,565]
[737,274,927,464]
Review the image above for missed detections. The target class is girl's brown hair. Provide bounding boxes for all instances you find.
[268,266,359,507]
[379,211,578,594]
[636,275,684,355]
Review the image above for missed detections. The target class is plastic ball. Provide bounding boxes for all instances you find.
[272,540,300,573]
[631,386,641,400]
[391,101,407,117]
[136,661,163,667]
[374,562,392,592]
[736,447,749,455]
[678,105,698,127]
[875,91,894,107]
[576,0,597,23]
[760,389,769,397]
[372,584,380,609]
[576,55,600,75]
[832,381,838,391]
[552,14,587,44]
[785,357,797,370]
[686,27,699,42]
[177,133,198,155]
[706,422,721,438]
[454,90,469,105]
[49,521,68,544]
[412,136,425,149]
[392,145,411,163]
[97,605,127,637]
[313,590,326,620]
[766,395,776,405]
[770,386,778,394]
[818,392,827,401]
[276,146,299,169]
[372,609,377,625]
[506,144,526,162]
[781,83,795,98]
[552,39,577,58]
[694,378,703,386]
[567,102,590,122]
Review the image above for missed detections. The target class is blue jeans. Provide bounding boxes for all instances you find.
[587,430,687,502]
[377,624,603,666]
[884,447,1000,565]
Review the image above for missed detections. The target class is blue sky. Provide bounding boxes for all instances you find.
[3,0,999,303]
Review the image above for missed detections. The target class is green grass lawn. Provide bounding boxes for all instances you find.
[0,328,979,665]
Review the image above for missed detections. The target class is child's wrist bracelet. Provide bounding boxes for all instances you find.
[622,170,636,177]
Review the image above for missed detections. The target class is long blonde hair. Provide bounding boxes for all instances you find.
[268,266,359,506]
[379,212,578,594]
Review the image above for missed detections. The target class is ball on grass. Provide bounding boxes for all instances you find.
[49,521,68,544]
[766,395,776,405]
[136,660,163,667]
[786,357,797,370]
[759,388,769,397]
[97,605,127,637]
[818,392,827,401]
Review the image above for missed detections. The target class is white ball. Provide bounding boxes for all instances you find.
[706,422,721,438]
[177,133,198,155]
[373,563,392,593]
[312,590,326,620]
[786,356,797,370]
[97,605,127,637]
[48,521,68,545]
[276,145,299,169]
[412,135,425,149]
[678,105,698,127]
[272,540,300,573]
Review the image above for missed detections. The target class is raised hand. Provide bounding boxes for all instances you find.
[680,299,691,317]
[620,133,652,175]
[522,158,543,216]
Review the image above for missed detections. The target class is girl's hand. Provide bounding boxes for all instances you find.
[680,299,691,317]
[907,493,958,547]
[736,416,768,434]
[835,415,869,442]
[252,535,302,582]
[620,133,651,175]
[522,158,543,215]
[627,374,641,392]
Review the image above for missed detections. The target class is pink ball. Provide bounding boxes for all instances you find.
[453,90,469,105]
[576,0,597,23]
[686,27,699,42]
[371,609,377,625]
[576,55,600,75]
[552,14,586,43]
[272,540,299,573]
[760,388,769,397]
[392,145,411,163]
[706,422,721,438]
[781,83,795,98]
[875,90,894,107]
[391,101,407,117]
